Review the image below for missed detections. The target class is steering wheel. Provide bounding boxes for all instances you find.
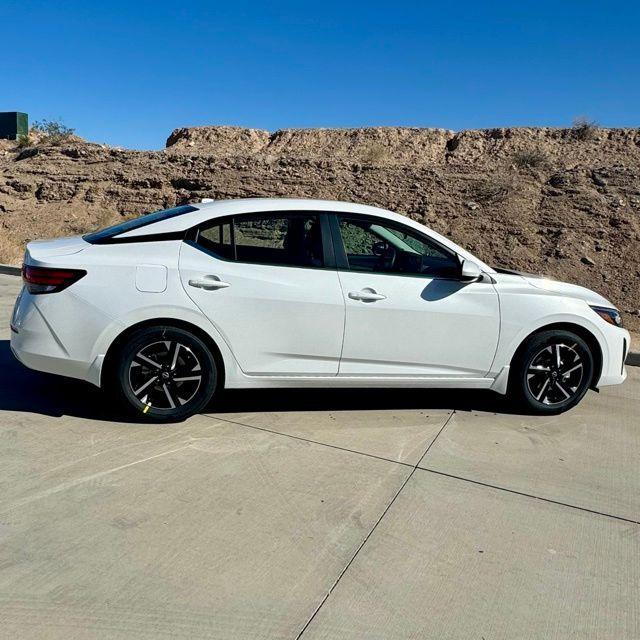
[373,241,396,271]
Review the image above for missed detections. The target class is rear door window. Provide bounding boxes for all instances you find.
[197,212,325,268]
[198,221,234,260]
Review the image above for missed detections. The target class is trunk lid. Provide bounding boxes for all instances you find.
[25,236,89,262]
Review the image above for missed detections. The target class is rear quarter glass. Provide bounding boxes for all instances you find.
[83,205,197,244]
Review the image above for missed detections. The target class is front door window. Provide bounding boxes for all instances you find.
[338,216,460,278]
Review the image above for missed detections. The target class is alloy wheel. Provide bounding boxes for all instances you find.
[526,342,584,406]
[128,340,202,410]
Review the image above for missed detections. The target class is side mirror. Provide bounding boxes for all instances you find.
[460,259,482,283]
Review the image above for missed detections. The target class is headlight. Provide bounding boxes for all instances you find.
[590,305,623,327]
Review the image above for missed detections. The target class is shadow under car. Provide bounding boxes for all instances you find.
[0,339,520,421]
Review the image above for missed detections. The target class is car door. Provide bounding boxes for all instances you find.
[332,213,500,378]
[179,211,345,376]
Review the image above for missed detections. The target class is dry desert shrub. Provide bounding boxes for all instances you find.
[571,117,599,141]
[32,119,76,145]
[469,176,512,203]
[16,134,33,149]
[361,144,389,164]
[512,148,549,169]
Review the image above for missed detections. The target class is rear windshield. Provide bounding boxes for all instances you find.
[83,205,198,244]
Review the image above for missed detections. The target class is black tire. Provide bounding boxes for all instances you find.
[114,325,218,422]
[510,330,594,414]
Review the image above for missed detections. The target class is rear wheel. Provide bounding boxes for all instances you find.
[115,326,218,422]
[510,330,594,414]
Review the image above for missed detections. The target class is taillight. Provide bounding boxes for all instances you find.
[22,264,86,294]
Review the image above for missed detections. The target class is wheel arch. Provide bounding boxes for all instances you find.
[101,317,226,391]
[510,322,603,389]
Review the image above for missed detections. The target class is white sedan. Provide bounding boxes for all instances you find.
[10,198,629,421]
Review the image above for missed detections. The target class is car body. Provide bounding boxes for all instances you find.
[10,198,630,420]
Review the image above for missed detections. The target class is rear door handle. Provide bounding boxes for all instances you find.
[348,289,386,302]
[188,276,231,290]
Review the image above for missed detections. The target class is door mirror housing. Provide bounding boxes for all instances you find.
[460,259,482,282]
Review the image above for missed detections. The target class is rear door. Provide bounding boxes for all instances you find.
[332,213,500,378]
[179,211,345,376]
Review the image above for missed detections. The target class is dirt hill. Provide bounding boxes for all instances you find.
[1,125,639,331]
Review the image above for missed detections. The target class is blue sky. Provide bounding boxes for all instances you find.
[1,1,638,149]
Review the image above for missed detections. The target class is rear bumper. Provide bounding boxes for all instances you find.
[10,287,106,386]
[10,339,94,382]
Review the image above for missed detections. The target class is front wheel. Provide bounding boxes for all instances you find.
[510,330,594,414]
[115,325,218,422]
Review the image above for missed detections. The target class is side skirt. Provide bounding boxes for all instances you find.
[225,375,497,390]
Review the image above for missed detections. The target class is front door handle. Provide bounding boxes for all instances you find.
[188,276,231,290]
[348,288,386,302]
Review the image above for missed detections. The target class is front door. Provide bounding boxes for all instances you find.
[333,214,500,377]
[179,211,345,376]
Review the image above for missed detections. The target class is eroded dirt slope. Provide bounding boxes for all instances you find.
[1,125,638,330]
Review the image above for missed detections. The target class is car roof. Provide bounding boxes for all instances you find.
[188,197,403,219]
[117,197,494,272]
[118,198,405,236]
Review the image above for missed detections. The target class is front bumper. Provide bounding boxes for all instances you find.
[596,325,630,387]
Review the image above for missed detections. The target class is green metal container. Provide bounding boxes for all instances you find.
[0,112,28,140]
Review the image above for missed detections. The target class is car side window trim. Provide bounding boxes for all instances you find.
[328,212,464,280]
[328,213,350,270]
[187,211,338,271]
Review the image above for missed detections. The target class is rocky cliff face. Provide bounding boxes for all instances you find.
[1,125,639,329]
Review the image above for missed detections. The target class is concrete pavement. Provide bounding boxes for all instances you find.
[0,273,638,639]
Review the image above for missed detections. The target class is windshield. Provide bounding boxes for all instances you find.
[83,205,197,244]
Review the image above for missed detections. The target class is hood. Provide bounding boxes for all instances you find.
[26,236,88,261]
[513,272,614,308]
